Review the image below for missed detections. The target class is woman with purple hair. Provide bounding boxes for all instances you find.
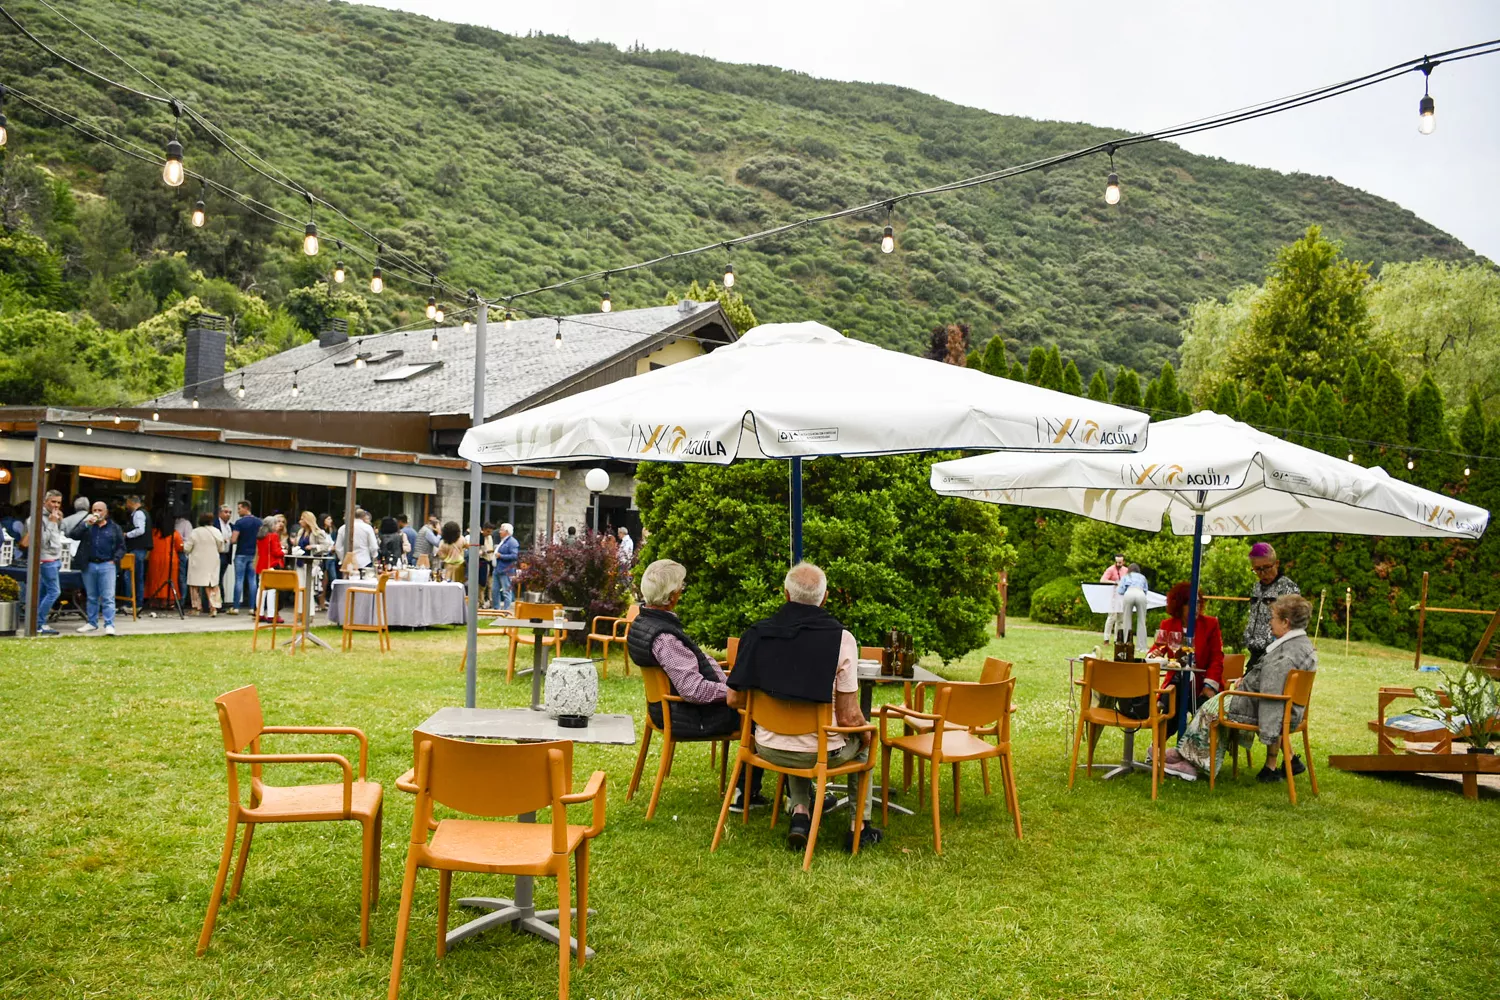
[1245,542,1299,666]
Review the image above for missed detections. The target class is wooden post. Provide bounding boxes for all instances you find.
[1350,587,1362,656]
[1413,571,1429,670]
[1313,589,1326,647]
[995,570,1007,638]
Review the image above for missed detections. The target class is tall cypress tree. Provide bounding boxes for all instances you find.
[1286,390,1313,448]
[1155,362,1184,416]
[979,335,1008,376]
[1112,368,1142,408]
[1087,369,1110,402]
[1262,364,1290,410]
[1313,381,1344,439]
[1061,360,1084,396]
[1040,346,1065,391]
[1459,388,1487,463]
[1265,402,1289,439]
[1341,357,1366,409]
[1026,346,1047,385]
[1407,372,1456,490]
[1142,379,1161,416]
[1366,359,1409,476]
[1212,382,1240,420]
[1240,387,1267,428]
[1008,360,1027,383]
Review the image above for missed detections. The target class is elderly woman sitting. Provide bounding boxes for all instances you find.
[1165,594,1316,782]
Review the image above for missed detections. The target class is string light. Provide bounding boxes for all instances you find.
[236,376,246,399]
[191,181,206,228]
[554,317,563,349]
[426,294,437,321]
[85,426,92,435]
[1104,145,1121,205]
[1347,452,1355,462]
[722,260,735,289]
[1418,58,1436,134]
[354,355,366,370]
[1464,465,1471,477]
[504,308,514,330]
[431,325,439,349]
[881,202,896,254]
[369,244,385,293]
[601,290,612,313]
[290,378,300,397]
[434,302,445,324]
[151,407,159,421]
[191,396,200,408]
[333,242,346,284]
[113,414,121,424]
[462,320,473,334]
[301,192,318,256]
[1407,457,1416,470]
[0,83,7,147]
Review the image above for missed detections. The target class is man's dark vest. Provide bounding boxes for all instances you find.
[127,509,153,551]
[729,602,845,703]
[627,607,720,691]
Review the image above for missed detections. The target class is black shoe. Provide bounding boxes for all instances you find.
[729,788,770,814]
[844,825,883,853]
[1285,755,1306,777]
[1256,765,1285,783]
[787,813,811,851]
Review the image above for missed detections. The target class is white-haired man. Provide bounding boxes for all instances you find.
[728,561,880,854]
[627,558,765,809]
[494,522,519,611]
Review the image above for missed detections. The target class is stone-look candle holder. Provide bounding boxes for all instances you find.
[544,657,599,728]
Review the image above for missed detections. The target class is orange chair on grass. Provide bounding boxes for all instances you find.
[878,678,1021,851]
[905,656,1014,799]
[711,689,876,871]
[586,603,639,678]
[342,572,391,653]
[197,685,383,955]
[507,601,566,682]
[1068,658,1175,800]
[628,665,738,820]
[253,569,307,653]
[387,734,606,1000]
[1209,669,1319,804]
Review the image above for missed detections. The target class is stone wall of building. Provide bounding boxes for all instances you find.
[551,468,636,540]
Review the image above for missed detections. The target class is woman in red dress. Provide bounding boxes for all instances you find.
[1149,581,1225,739]
[254,515,287,622]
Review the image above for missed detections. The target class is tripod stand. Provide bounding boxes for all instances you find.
[146,543,187,619]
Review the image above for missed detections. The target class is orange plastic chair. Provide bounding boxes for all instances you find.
[1218,652,1250,769]
[458,608,516,673]
[342,573,391,652]
[1068,658,1175,800]
[198,685,383,955]
[387,734,606,1000]
[1209,669,1319,803]
[710,690,875,871]
[507,601,565,682]
[118,553,139,621]
[902,657,1014,796]
[254,569,307,653]
[878,678,1021,850]
[587,604,639,678]
[719,636,739,670]
[628,665,737,820]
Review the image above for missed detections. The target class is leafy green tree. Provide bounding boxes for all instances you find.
[1228,225,1376,385]
[284,281,374,336]
[1142,379,1160,416]
[635,455,1013,662]
[1178,284,1260,403]
[1026,346,1047,385]
[979,335,1008,376]
[1008,360,1027,382]
[1313,382,1343,439]
[1154,361,1184,417]
[1459,388,1487,461]
[1406,372,1456,490]
[1211,382,1240,420]
[1086,368,1109,402]
[1039,346,1064,391]
[1261,364,1289,410]
[1286,389,1314,448]
[1369,260,1500,419]
[1341,357,1366,409]
[1061,359,1083,397]
[1112,368,1141,408]
[1240,388,1267,428]
[666,281,758,333]
[1265,402,1288,437]
[1365,359,1409,475]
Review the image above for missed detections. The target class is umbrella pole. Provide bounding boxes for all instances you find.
[464,302,487,710]
[790,457,804,564]
[1179,504,1207,739]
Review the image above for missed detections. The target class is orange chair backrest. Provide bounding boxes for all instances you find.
[980,657,1013,684]
[515,600,560,621]
[376,572,391,595]
[747,689,831,737]
[1282,669,1316,710]
[724,636,739,668]
[1223,653,1247,684]
[214,684,264,753]
[639,665,670,706]
[1082,658,1157,701]
[624,604,640,624]
[259,569,301,594]
[934,678,1015,732]
[859,645,886,666]
[412,730,572,819]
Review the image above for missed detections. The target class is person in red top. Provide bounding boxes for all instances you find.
[1149,581,1225,739]
[254,515,287,623]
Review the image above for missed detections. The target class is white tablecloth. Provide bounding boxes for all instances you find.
[328,579,467,627]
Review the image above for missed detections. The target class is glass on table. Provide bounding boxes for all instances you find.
[552,606,566,624]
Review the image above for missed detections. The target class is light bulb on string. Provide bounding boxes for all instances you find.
[1407,457,1416,470]
[1418,58,1436,135]
[162,137,185,187]
[1347,452,1355,462]
[426,295,437,320]
[722,261,735,289]
[434,303,445,324]
[85,426,92,436]
[236,377,246,400]
[113,414,121,425]
[1464,465,1471,477]
[431,325,440,349]
[191,180,206,228]
[191,396,200,409]
[1103,145,1121,205]
[370,245,384,293]
[554,318,563,349]
[151,407,160,422]
[881,202,896,253]
[333,242,345,284]
[504,308,514,330]
[354,355,366,370]
[0,83,7,147]
[291,378,300,397]
[302,221,319,256]
[601,289,612,313]
[462,320,473,334]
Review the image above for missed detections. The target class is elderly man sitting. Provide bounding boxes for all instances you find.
[728,561,880,854]
[627,559,765,809]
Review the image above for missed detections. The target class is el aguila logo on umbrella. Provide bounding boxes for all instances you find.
[630,423,727,457]
[1036,416,1138,447]
[1122,463,1233,487]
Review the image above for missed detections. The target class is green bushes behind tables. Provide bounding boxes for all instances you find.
[1029,577,1093,628]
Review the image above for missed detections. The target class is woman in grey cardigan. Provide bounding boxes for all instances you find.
[1166,594,1316,781]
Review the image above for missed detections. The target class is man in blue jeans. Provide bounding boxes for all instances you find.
[21,489,66,635]
[67,500,125,635]
[495,522,519,611]
[227,500,262,615]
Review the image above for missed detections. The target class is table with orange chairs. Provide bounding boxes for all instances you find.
[847,660,945,816]
[407,707,635,957]
[1068,654,1163,779]
[507,615,590,708]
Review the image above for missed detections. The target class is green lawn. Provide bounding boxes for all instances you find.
[0,621,1494,1000]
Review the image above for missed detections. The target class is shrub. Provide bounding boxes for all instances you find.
[1028,576,1092,628]
[0,574,19,602]
[514,532,632,628]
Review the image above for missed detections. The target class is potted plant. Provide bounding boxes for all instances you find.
[0,573,19,634]
[1407,666,1500,753]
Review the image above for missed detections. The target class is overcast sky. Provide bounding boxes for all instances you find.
[371,1,1500,262]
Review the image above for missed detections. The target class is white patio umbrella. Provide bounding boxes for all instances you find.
[931,409,1489,654]
[460,320,1151,559]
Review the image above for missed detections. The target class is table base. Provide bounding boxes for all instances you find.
[449,894,595,958]
[1102,731,1153,780]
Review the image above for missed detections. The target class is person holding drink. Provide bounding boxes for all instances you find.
[67,501,125,635]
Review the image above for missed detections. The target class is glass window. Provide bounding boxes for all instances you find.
[463,483,538,547]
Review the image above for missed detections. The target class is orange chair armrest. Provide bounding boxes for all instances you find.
[825,723,877,736]
[1226,690,1290,702]
[911,682,929,711]
[560,770,608,838]
[659,692,687,703]
[1159,685,1177,718]
[611,618,632,639]
[226,752,354,814]
[589,614,620,633]
[262,726,369,778]
[395,767,418,794]
[878,704,939,724]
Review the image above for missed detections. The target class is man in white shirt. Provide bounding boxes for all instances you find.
[616,526,635,564]
[727,562,878,854]
[335,508,380,572]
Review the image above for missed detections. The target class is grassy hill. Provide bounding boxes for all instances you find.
[0,0,1479,385]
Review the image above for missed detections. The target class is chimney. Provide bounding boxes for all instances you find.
[184,313,228,397]
[319,317,350,348]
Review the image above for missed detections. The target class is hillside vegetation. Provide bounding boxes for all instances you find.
[0,0,1481,406]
